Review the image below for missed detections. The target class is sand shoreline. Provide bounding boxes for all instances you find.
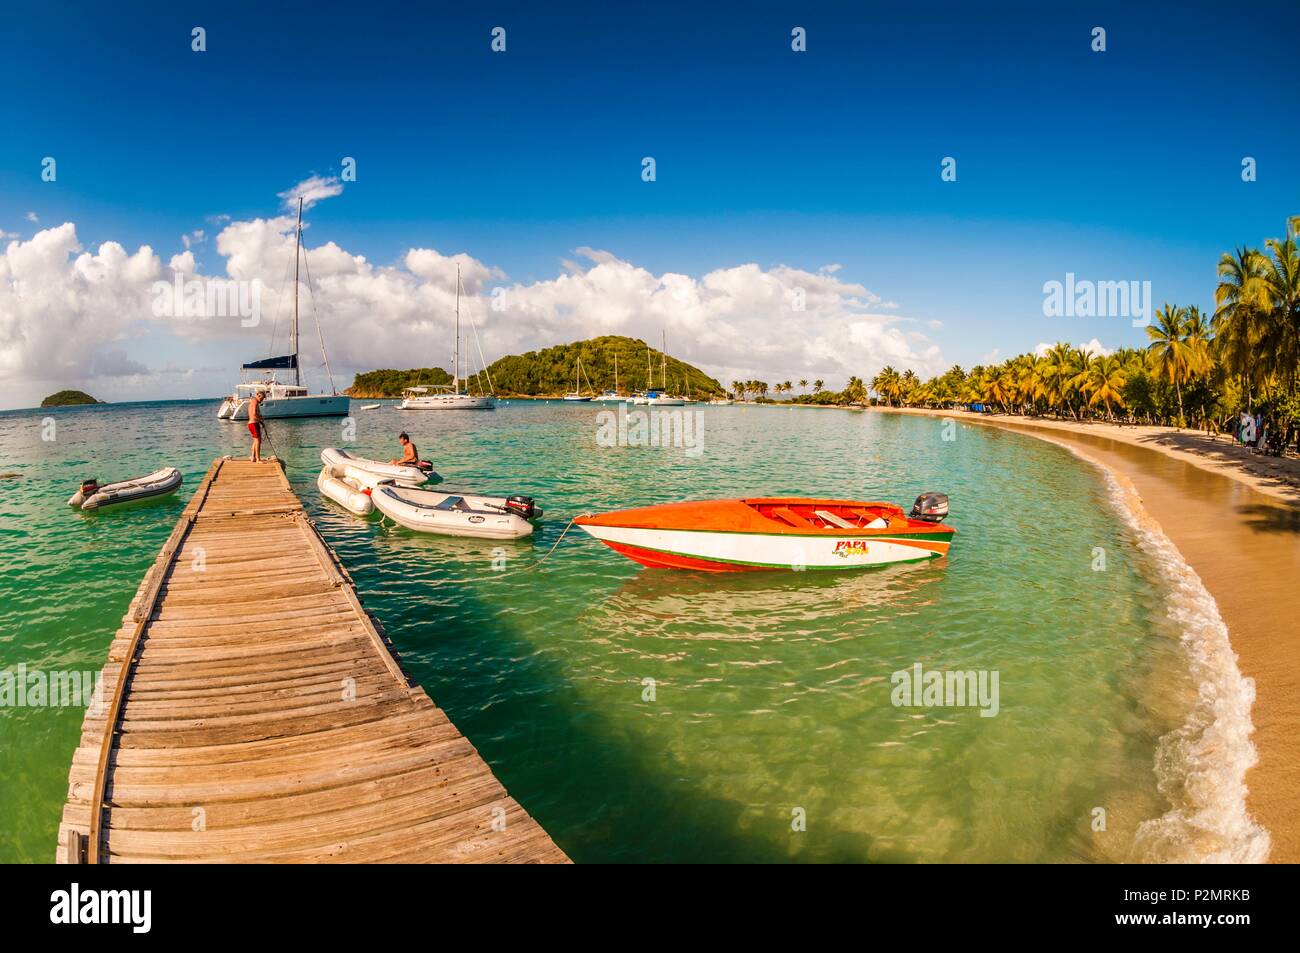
[872,406,1299,863]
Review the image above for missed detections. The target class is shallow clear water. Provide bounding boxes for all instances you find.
[0,400,1202,862]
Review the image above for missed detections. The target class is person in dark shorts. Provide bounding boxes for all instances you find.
[248,391,265,462]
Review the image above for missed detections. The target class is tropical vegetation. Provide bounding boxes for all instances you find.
[349,336,724,398]
[859,215,1300,444]
[40,390,100,407]
[346,367,452,397]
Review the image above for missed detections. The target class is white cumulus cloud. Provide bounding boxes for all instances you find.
[0,186,949,407]
[277,175,343,211]
[1033,338,1115,358]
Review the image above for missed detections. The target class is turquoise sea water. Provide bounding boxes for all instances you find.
[0,399,1210,862]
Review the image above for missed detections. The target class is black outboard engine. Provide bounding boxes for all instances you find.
[80,478,99,497]
[909,492,949,523]
[504,495,536,520]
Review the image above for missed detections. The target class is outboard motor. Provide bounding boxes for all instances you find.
[504,495,536,520]
[909,492,949,523]
[80,478,100,498]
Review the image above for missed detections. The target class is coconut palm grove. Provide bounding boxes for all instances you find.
[858,216,1300,453]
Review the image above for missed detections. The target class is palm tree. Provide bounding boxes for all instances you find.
[813,379,824,393]
[871,366,901,407]
[1146,303,1194,426]
[1183,306,1215,380]
[1213,247,1268,406]
[1082,354,1127,420]
[799,379,808,394]
[1261,232,1300,393]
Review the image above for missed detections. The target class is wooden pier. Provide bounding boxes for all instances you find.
[57,457,568,863]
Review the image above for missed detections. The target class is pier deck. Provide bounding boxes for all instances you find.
[57,457,568,863]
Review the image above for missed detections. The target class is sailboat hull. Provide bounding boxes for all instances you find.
[398,395,496,410]
[226,395,350,419]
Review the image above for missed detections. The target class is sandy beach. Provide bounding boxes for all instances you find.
[874,406,1300,862]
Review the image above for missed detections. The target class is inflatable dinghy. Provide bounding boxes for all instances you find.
[371,483,542,539]
[319,448,433,486]
[317,467,374,516]
[68,467,183,511]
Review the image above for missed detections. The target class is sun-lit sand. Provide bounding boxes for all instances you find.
[874,406,1300,862]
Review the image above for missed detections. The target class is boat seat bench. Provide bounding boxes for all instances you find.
[813,509,855,529]
[770,506,815,528]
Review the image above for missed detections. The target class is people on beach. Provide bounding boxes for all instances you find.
[248,391,265,463]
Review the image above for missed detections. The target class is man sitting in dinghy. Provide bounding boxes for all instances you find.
[390,432,434,473]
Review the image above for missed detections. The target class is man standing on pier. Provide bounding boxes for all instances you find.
[248,391,265,463]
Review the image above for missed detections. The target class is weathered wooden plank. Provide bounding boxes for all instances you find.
[58,455,567,864]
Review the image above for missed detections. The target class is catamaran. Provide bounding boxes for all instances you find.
[399,263,496,410]
[217,198,349,420]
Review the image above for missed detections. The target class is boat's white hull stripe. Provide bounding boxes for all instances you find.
[580,524,945,568]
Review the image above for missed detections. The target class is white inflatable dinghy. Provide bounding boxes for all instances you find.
[371,483,543,539]
[68,467,183,511]
[320,447,432,486]
[317,467,374,516]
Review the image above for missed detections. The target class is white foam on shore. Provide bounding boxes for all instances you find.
[1053,438,1270,863]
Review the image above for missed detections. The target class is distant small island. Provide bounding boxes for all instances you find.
[346,368,453,398]
[40,390,100,407]
[347,336,727,398]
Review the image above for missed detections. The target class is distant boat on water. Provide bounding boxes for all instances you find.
[564,355,594,401]
[593,352,629,402]
[631,334,686,405]
[399,264,496,411]
[218,198,349,421]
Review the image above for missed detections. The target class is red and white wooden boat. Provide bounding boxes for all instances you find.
[574,494,954,572]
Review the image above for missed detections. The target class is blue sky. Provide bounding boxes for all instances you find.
[1,1,1298,407]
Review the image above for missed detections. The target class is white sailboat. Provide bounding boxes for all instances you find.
[594,352,629,402]
[630,347,654,404]
[645,331,684,406]
[218,197,349,420]
[399,264,496,410]
[563,355,594,401]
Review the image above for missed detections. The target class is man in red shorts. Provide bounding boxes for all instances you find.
[248,390,265,462]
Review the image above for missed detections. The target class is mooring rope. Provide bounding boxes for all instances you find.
[523,515,588,571]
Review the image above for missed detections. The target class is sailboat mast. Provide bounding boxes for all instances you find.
[661,331,667,390]
[292,197,303,386]
[453,263,461,394]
